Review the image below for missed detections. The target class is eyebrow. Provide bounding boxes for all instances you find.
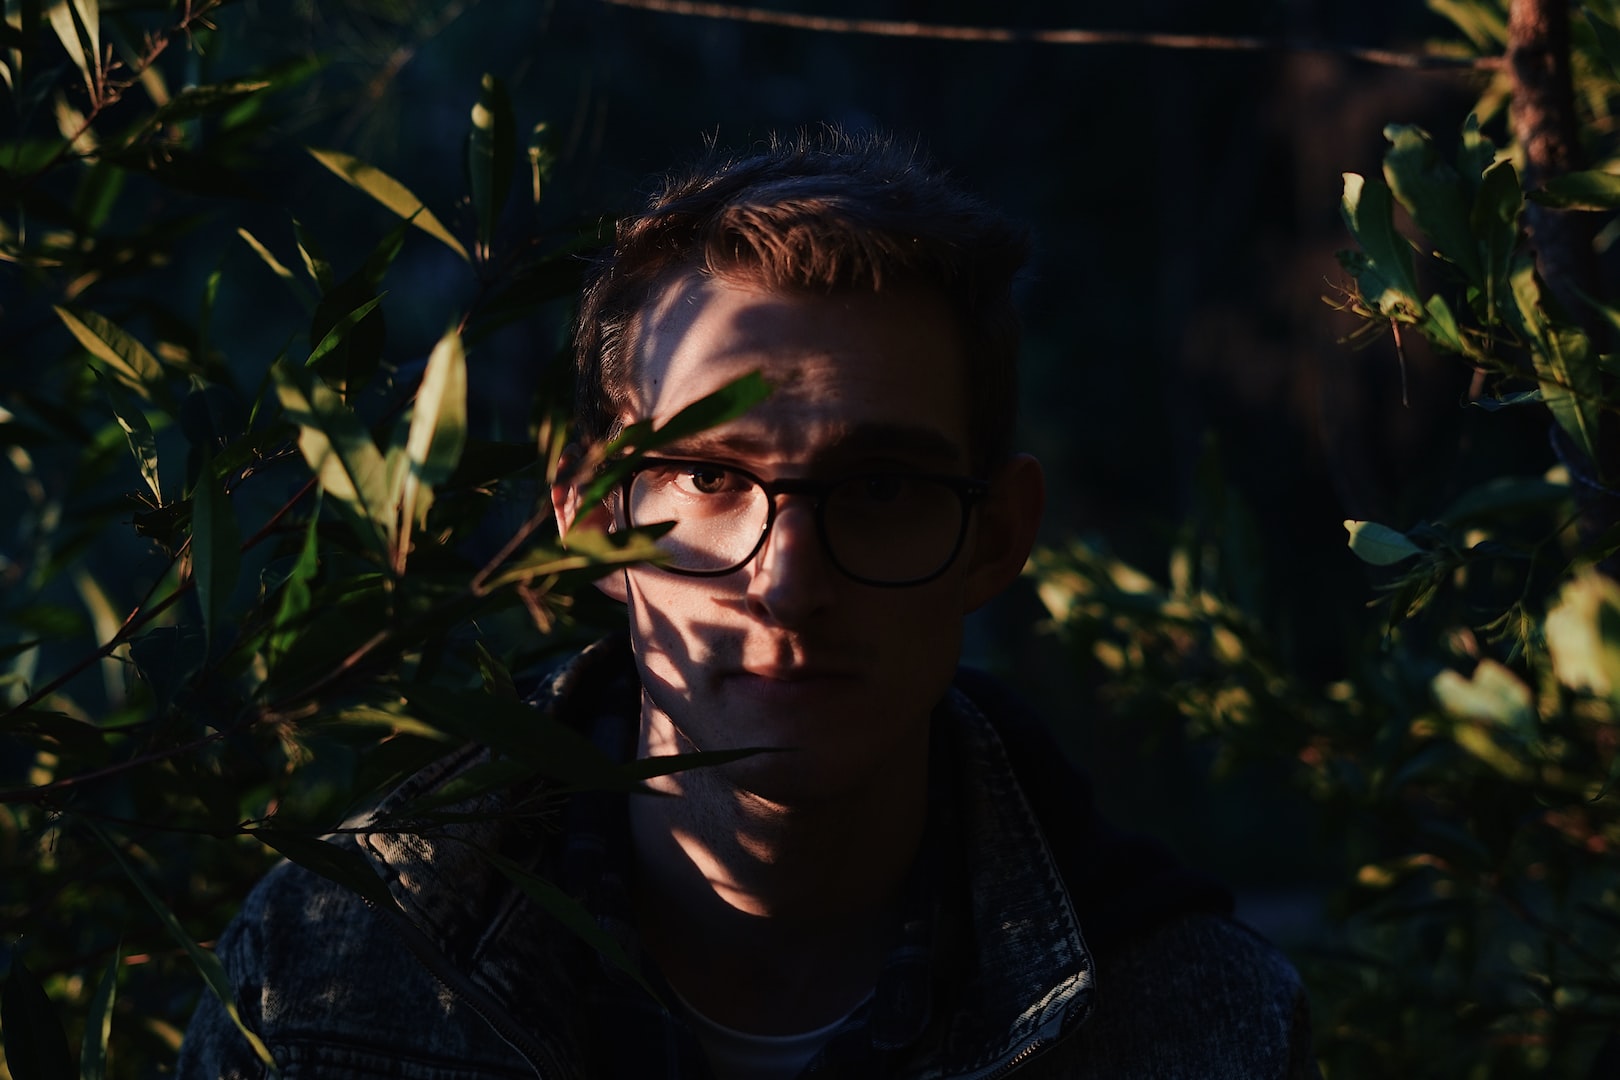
[653,423,967,468]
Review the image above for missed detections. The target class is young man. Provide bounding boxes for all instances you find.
[180,132,1313,1078]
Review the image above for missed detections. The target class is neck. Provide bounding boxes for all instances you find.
[628,701,930,1032]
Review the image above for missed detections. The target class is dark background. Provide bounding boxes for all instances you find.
[45,0,1548,937]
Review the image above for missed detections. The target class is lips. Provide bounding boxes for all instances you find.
[722,666,860,707]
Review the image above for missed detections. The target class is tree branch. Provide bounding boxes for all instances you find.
[597,0,1502,71]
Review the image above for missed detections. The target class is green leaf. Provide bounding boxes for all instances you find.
[90,825,280,1077]
[79,947,118,1080]
[46,0,98,99]
[121,78,272,146]
[293,218,334,291]
[478,529,668,592]
[484,850,658,1000]
[1545,569,1620,700]
[395,330,467,550]
[1467,389,1543,411]
[1430,0,1508,50]
[1584,4,1620,80]
[467,73,514,257]
[1531,170,1620,210]
[1432,659,1534,729]
[268,500,321,668]
[475,641,518,701]
[399,686,629,789]
[1420,293,1472,356]
[1456,114,1497,190]
[1383,124,1481,280]
[307,147,469,263]
[577,371,774,507]
[53,306,164,400]
[1344,519,1423,565]
[527,122,556,205]
[1339,172,1423,318]
[237,227,315,310]
[272,359,394,562]
[1509,256,1601,463]
[305,293,386,369]
[0,708,108,760]
[0,951,73,1080]
[248,829,400,911]
[96,370,160,502]
[191,462,241,653]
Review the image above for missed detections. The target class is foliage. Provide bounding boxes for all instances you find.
[0,4,771,1076]
[1033,1,1620,1075]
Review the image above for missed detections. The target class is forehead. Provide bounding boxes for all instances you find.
[624,274,970,466]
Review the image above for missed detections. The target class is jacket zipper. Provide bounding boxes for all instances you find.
[366,897,564,1079]
[954,997,1089,1080]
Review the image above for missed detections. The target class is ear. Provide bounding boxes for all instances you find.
[551,445,629,604]
[961,453,1045,613]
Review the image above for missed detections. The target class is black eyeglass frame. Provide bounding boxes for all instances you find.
[616,457,991,587]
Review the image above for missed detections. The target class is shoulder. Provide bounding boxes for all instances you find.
[1042,914,1315,1080]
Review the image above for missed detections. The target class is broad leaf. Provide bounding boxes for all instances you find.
[1432,659,1534,729]
[308,147,470,263]
[1545,569,1620,700]
[467,73,514,257]
[1339,172,1422,319]
[1383,124,1480,280]
[1344,520,1423,565]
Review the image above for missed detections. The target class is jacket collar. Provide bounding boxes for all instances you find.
[355,638,1093,1077]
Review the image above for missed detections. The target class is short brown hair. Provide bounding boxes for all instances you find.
[572,129,1029,469]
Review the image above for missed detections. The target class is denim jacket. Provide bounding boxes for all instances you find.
[179,638,1314,1078]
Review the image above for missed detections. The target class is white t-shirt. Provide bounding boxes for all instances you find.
[672,988,868,1080]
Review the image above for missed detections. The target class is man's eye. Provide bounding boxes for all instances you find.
[681,467,735,495]
[856,475,907,502]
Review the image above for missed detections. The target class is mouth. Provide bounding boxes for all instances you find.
[722,666,860,706]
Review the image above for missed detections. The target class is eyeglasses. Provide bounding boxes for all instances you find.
[616,458,988,587]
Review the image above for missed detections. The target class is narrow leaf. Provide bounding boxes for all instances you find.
[1344,519,1423,565]
[1533,170,1620,210]
[308,147,469,263]
[272,360,394,560]
[248,829,399,911]
[475,641,518,701]
[467,73,514,256]
[399,686,628,788]
[46,0,94,99]
[1,953,73,1080]
[53,306,163,398]
[396,330,467,544]
[237,227,314,309]
[79,947,118,1080]
[1509,257,1601,463]
[190,464,241,652]
[90,825,280,1076]
[292,218,334,290]
[305,293,386,369]
[96,370,160,502]
[485,850,658,1000]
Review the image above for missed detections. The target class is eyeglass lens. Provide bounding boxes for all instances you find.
[625,462,969,584]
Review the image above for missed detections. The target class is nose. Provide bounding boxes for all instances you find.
[743,496,834,628]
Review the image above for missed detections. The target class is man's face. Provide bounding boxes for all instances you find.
[575,274,1020,805]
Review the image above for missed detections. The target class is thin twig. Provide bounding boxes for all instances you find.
[596,0,1504,71]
